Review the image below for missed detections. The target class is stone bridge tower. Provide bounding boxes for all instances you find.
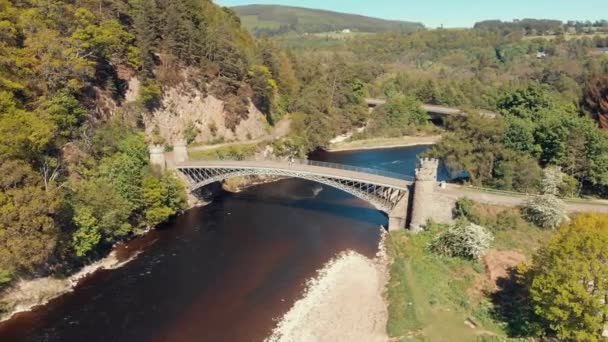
[409,158,439,232]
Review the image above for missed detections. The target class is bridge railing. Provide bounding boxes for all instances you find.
[295,159,414,182]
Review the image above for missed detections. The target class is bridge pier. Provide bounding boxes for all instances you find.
[388,193,409,231]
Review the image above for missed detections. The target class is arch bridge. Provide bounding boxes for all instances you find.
[175,159,413,215]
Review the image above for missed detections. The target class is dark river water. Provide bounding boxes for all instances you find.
[0,145,431,342]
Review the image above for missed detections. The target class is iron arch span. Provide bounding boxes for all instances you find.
[175,160,412,214]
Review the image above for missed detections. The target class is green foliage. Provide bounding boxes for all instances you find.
[190,143,259,161]
[142,173,186,227]
[248,65,278,122]
[72,207,102,257]
[139,79,162,110]
[40,89,86,138]
[529,214,608,341]
[497,83,555,119]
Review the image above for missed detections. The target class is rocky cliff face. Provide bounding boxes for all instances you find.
[124,78,269,145]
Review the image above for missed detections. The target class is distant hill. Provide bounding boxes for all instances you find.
[231,5,424,36]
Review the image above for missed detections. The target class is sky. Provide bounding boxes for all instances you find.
[215,0,608,28]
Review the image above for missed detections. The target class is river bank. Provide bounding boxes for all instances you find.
[0,247,143,323]
[327,135,441,152]
[266,230,389,341]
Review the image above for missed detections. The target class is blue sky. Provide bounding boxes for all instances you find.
[215,0,608,28]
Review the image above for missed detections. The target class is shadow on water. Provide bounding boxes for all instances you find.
[227,189,388,227]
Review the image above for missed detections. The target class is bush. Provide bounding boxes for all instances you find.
[522,194,566,229]
[429,220,494,260]
[183,121,200,145]
[453,198,478,221]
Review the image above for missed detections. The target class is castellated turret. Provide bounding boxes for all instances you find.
[149,145,166,171]
[409,158,440,232]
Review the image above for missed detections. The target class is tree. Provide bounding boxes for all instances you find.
[0,93,56,161]
[497,83,554,119]
[529,214,608,341]
[142,174,186,227]
[582,75,608,129]
[72,207,102,257]
[522,167,567,229]
[40,89,86,139]
[0,159,61,273]
[248,65,278,122]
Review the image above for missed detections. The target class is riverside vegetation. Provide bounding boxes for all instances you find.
[1,0,608,339]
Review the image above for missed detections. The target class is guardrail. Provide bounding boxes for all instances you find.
[184,156,414,182]
[295,159,415,182]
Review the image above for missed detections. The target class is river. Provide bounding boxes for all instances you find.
[0,145,432,342]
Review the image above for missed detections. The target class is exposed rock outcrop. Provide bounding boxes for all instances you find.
[126,78,269,144]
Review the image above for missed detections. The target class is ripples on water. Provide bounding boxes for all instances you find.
[0,145,431,342]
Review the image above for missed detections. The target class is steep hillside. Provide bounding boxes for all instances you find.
[232,5,424,36]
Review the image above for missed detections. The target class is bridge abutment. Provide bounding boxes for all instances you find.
[409,158,439,233]
[388,193,409,231]
[174,140,189,163]
[149,145,166,171]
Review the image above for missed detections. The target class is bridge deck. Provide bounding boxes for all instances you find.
[176,160,413,190]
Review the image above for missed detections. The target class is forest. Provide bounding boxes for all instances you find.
[1,0,608,338]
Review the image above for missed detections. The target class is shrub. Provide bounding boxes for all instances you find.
[429,220,494,260]
[453,197,478,221]
[522,195,566,229]
[182,121,200,145]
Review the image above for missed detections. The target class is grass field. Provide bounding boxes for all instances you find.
[232,4,423,35]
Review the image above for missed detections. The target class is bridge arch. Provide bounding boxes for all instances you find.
[176,162,411,214]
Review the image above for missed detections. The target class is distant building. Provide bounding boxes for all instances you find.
[341,29,351,34]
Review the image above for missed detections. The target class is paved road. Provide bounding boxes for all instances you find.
[440,184,608,214]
